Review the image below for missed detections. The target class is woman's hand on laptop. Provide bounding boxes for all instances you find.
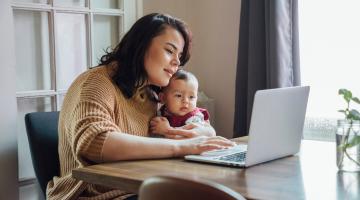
[175,136,236,156]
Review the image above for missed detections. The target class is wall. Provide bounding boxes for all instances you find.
[124,0,143,33]
[143,0,241,138]
[0,0,19,199]
[142,0,189,20]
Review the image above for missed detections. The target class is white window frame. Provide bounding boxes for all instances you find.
[12,0,124,110]
[12,0,126,183]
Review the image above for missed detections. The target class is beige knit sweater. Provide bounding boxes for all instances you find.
[47,65,157,200]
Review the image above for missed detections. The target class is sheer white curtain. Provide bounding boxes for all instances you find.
[299,0,360,141]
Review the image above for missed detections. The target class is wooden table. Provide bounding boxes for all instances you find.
[72,139,360,199]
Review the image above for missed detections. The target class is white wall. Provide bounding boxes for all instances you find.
[0,0,19,199]
[143,0,241,138]
[124,0,144,31]
[142,0,188,19]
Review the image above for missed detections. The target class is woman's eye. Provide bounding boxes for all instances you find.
[165,49,173,54]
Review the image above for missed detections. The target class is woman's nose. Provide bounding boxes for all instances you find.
[172,55,181,67]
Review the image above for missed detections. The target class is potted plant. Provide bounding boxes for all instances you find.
[337,89,360,171]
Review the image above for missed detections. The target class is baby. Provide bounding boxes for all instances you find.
[150,70,215,138]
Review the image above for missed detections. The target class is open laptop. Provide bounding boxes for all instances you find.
[185,86,310,167]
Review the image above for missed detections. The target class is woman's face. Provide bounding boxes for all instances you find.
[144,27,185,87]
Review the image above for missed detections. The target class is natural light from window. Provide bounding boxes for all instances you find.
[299,0,360,141]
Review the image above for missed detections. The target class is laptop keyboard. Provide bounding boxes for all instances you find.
[218,151,247,162]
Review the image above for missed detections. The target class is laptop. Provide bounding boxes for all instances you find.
[185,86,310,167]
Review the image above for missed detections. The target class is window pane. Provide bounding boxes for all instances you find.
[12,0,47,4]
[93,15,120,65]
[91,0,122,9]
[56,13,87,90]
[54,0,85,7]
[17,96,55,179]
[299,0,360,141]
[13,10,51,92]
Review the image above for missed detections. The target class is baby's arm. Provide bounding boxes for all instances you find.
[150,117,191,139]
[150,117,174,136]
[180,109,216,137]
[150,116,216,139]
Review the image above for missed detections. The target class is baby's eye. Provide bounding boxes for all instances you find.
[175,94,182,98]
[189,96,196,100]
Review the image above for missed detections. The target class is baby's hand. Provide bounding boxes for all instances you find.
[150,117,172,136]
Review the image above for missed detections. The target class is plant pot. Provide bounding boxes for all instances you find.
[336,120,360,172]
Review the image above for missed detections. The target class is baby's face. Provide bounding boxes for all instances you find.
[161,79,198,116]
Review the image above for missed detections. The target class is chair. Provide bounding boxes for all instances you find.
[138,175,246,200]
[25,111,60,196]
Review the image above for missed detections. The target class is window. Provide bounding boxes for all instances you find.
[299,0,360,141]
[12,0,125,182]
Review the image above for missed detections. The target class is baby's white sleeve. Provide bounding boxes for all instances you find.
[185,112,205,125]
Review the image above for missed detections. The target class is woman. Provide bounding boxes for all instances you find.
[47,13,234,200]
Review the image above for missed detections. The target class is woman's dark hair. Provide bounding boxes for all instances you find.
[99,13,192,99]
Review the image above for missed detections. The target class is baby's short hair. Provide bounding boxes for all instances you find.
[171,69,198,84]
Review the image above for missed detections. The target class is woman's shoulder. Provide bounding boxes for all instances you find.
[65,65,120,103]
[76,65,115,88]
[86,65,113,79]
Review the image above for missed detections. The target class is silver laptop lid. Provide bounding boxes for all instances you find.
[245,86,309,167]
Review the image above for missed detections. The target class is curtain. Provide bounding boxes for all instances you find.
[233,0,300,137]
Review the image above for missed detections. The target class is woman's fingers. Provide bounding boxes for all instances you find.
[176,136,237,155]
[197,137,236,153]
[205,140,236,148]
[200,137,236,149]
[168,129,198,138]
[205,136,236,146]
[181,123,197,130]
[165,135,186,140]
[198,143,228,151]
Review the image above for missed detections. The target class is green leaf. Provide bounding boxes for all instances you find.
[339,89,349,95]
[352,97,360,104]
[349,109,360,120]
[339,89,352,102]
[345,135,360,149]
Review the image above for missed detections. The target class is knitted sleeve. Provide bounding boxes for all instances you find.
[69,72,121,164]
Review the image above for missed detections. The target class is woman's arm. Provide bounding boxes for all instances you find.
[150,117,216,139]
[175,121,216,137]
[101,132,234,161]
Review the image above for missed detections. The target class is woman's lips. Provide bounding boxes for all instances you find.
[164,68,175,77]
